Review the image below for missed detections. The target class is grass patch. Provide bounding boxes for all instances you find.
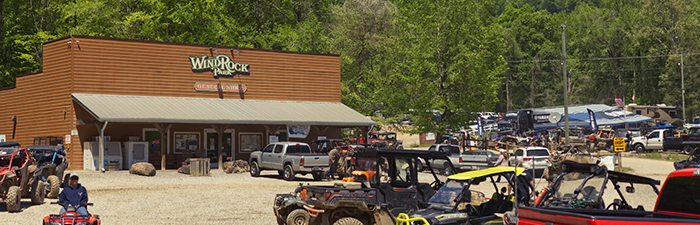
[614,166,634,173]
[636,152,688,162]
[409,143,434,148]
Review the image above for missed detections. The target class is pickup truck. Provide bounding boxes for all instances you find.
[510,162,700,225]
[426,144,496,175]
[248,142,329,181]
[631,129,700,154]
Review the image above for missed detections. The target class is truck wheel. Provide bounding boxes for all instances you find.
[443,163,453,175]
[31,177,45,205]
[46,175,60,198]
[683,145,694,155]
[286,209,309,225]
[634,144,645,153]
[278,170,284,177]
[250,161,261,177]
[333,217,363,225]
[6,186,21,212]
[312,172,323,181]
[283,165,295,181]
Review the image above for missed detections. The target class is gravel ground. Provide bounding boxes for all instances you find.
[0,156,673,224]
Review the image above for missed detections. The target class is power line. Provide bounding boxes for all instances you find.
[506,53,700,63]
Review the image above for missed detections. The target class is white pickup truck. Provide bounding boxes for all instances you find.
[630,129,673,153]
[248,142,330,181]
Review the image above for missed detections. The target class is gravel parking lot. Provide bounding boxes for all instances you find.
[0,156,671,224]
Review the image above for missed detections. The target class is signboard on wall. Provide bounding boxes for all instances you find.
[269,135,279,144]
[65,134,71,144]
[287,125,310,139]
[0,134,5,142]
[188,54,250,78]
[194,82,247,93]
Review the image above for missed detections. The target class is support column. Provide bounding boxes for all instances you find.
[154,124,173,170]
[212,125,229,170]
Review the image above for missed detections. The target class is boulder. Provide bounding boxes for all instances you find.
[178,165,190,174]
[223,161,234,173]
[225,160,250,173]
[129,162,156,176]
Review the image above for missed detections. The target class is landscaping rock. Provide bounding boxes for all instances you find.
[223,161,234,173]
[178,165,190,174]
[226,160,250,173]
[130,162,156,176]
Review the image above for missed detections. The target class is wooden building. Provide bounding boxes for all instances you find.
[0,36,374,171]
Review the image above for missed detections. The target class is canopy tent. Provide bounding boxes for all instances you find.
[530,104,652,129]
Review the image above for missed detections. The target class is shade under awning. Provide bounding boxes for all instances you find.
[72,93,376,126]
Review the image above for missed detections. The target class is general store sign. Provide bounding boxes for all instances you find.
[189,54,250,78]
[194,82,247,93]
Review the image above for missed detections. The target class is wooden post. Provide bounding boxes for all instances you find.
[154,124,172,170]
[212,125,228,170]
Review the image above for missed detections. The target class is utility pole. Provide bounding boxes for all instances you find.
[562,23,570,145]
[681,52,686,123]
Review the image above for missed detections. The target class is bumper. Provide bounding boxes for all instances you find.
[295,166,329,173]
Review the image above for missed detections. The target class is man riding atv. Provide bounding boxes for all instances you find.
[396,167,528,225]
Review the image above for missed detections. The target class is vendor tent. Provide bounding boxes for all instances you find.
[530,104,652,129]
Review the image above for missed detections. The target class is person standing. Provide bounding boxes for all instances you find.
[326,148,341,181]
[495,150,509,182]
[58,173,89,216]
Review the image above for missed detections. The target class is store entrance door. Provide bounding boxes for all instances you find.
[204,129,235,169]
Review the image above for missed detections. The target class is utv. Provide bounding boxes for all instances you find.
[27,145,69,198]
[1,145,44,212]
[273,148,454,225]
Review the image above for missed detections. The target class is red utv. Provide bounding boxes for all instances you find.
[1,143,44,212]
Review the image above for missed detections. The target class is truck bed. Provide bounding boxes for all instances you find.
[517,206,700,225]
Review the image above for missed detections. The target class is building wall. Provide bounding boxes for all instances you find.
[68,36,341,102]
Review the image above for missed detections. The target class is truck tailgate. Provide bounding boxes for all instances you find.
[289,153,330,167]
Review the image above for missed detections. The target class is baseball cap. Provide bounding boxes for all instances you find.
[499,149,506,153]
[69,172,79,179]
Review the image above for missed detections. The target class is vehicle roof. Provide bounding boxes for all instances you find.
[0,142,21,148]
[561,162,660,185]
[667,168,700,178]
[354,148,451,160]
[448,166,525,181]
[518,147,549,151]
[310,139,345,142]
[271,142,309,145]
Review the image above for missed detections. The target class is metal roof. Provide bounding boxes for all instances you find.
[72,93,375,126]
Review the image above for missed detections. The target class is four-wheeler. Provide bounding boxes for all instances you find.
[396,166,526,225]
[509,162,700,225]
[368,132,404,149]
[43,202,100,225]
[1,145,43,212]
[272,148,454,225]
[27,145,70,198]
[673,148,700,170]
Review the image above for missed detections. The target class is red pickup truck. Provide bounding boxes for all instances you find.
[512,162,700,225]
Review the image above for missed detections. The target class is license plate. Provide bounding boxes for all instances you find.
[312,167,323,171]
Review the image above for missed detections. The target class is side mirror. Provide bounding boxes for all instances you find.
[626,186,635,193]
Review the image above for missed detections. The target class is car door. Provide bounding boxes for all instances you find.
[428,145,443,169]
[260,144,276,169]
[647,131,662,149]
[270,144,285,170]
[438,145,455,169]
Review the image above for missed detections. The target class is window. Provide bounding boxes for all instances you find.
[143,128,170,154]
[656,177,700,215]
[173,132,200,154]
[287,145,311,154]
[273,145,283,153]
[526,149,550,157]
[450,146,460,155]
[240,133,263,152]
[669,110,677,118]
[636,110,642,115]
[648,131,659,139]
[262,144,274,153]
[428,146,437,152]
[515,149,524,156]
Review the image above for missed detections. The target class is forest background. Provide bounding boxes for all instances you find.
[1,0,698,135]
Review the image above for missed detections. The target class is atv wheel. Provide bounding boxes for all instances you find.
[312,172,323,181]
[6,186,21,212]
[286,209,309,225]
[249,161,261,177]
[283,165,295,181]
[46,175,60,198]
[277,217,286,225]
[333,217,363,225]
[683,145,694,155]
[634,144,645,153]
[31,177,45,205]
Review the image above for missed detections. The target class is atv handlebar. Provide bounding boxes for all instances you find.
[52,202,93,207]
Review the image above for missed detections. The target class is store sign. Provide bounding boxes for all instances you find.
[287,125,310,139]
[189,54,250,78]
[194,82,247,93]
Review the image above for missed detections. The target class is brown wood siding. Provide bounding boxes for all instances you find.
[71,37,341,102]
[0,40,75,167]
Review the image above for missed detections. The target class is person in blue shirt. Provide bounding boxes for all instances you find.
[58,172,89,216]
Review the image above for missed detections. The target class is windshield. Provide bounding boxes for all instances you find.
[547,172,606,209]
[527,149,550,157]
[429,180,466,204]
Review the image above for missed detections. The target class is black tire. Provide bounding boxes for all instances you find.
[333,217,363,225]
[278,170,285,177]
[46,175,60,199]
[683,145,694,155]
[62,173,71,189]
[312,172,323,181]
[249,161,261,177]
[416,160,424,172]
[30,177,45,205]
[634,144,645,153]
[443,163,453,176]
[56,166,66,188]
[6,186,21,212]
[283,165,295,181]
[277,217,286,225]
[286,209,309,225]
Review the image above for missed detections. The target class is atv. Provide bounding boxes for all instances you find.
[0,144,44,212]
[43,202,100,225]
[273,148,454,225]
[396,167,527,225]
[27,145,70,198]
[673,148,700,170]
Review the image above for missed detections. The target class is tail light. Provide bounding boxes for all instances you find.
[459,157,462,163]
[300,157,305,166]
[325,192,331,201]
[523,157,532,161]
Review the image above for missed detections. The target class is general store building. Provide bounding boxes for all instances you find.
[0,36,374,171]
